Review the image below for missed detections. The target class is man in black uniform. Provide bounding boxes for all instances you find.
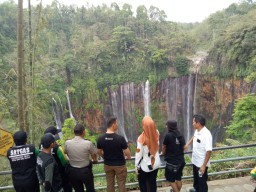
[37,133,63,192]
[7,131,40,192]
[44,126,72,192]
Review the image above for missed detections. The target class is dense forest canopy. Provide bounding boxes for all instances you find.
[0,0,255,142]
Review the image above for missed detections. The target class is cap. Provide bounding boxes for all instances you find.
[166,120,177,130]
[13,131,27,145]
[44,126,61,135]
[41,133,56,149]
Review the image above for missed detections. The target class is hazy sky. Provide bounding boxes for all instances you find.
[1,0,241,22]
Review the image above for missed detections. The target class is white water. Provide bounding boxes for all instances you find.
[111,91,128,142]
[52,97,63,138]
[143,80,151,116]
[66,90,74,119]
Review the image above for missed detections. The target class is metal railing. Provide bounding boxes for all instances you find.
[1,143,255,191]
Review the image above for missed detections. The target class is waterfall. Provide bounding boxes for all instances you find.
[166,78,177,120]
[143,80,151,116]
[52,98,62,130]
[52,97,63,138]
[165,75,195,143]
[186,75,193,142]
[111,90,128,142]
[66,90,74,119]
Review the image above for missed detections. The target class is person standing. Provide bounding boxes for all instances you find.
[37,133,63,192]
[44,126,72,192]
[162,120,186,192]
[185,114,212,192]
[135,116,161,192]
[7,131,40,192]
[64,124,98,192]
[97,117,131,192]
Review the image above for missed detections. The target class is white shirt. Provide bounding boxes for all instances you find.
[192,126,212,167]
[135,139,161,172]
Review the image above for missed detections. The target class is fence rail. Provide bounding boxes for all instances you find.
[1,143,255,191]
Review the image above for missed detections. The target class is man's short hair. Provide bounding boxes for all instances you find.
[74,124,85,135]
[41,133,56,149]
[13,131,27,146]
[44,126,60,135]
[107,117,117,128]
[193,114,206,126]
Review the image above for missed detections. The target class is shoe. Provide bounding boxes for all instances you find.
[189,189,197,192]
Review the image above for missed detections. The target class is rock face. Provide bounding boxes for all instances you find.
[74,75,256,144]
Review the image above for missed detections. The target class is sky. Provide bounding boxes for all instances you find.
[1,0,241,23]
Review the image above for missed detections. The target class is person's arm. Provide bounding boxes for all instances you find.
[135,142,143,168]
[35,148,39,158]
[123,148,131,159]
[200,132,212,174]
[200,151,212,174]
[161,144,166,155]
[184,136,194,151]
[97,149,104,158]
[57,146,68,166]
[89,142,98,163]
[44,161,55,192]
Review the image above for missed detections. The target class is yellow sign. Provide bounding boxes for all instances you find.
[0,128,14,156]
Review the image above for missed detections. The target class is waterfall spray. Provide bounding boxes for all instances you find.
[143,80,151,116]
[66,89,74,119]
[52,97,63,138]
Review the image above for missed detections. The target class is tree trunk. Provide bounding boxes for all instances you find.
[17,0,26,131]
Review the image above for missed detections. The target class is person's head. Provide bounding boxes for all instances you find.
[141,116,158,139]
[74,124,85,136]
[193,114,205,129]
[166,120,177,131]
[107,117,118,131]
[13,131,27,146]
[44,126,60,135]
[41,133,56,149]
[139,116,159,156]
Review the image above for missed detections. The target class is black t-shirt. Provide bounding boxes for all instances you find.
[163,132,185,164]
[97,133,128,166]
[7,144,39,186]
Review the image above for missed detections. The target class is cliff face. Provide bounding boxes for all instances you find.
[74,75,255,144]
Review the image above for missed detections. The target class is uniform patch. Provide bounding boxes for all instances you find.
[136,148,140,153]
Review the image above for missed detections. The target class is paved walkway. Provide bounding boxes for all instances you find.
[130,176,256,192]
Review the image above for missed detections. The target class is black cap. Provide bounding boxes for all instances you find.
[166,120,177,130]
[41,133,56,149]
[13,131,27,146]
[44,126,61,135]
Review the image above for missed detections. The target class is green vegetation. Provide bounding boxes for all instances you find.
[0,0,256,188]
[226,93,256,141]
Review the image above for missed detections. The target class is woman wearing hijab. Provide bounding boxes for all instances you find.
[162,120,186,192]
[135,116,161,192]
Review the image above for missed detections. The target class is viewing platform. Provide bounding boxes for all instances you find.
[130,176,256,192]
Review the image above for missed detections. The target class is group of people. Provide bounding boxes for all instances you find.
[6,114,212,192]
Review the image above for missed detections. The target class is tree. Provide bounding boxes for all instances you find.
[226,93,256,141]
[17,0,26,131]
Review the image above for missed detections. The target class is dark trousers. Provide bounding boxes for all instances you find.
[68,165,95,192]
[14,181,39,192]
[138,168,158,192]
[193,164,208,192]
